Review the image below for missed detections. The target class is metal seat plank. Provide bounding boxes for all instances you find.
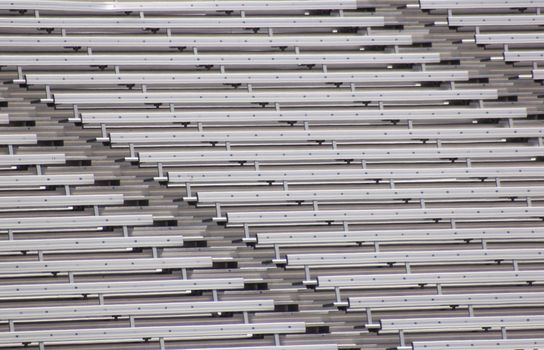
[0,278,246,299]
[0,154,65,166]
[0,299,274,321]
[82,107,525,126]
[0,214,153,230]
[412,337,544,350]
[0,322,307,346]
[0,174,94,187]
[449,14,544,26]
[26,70,467,86]
[0,34,412,49]
[226,207,544,225]
[0,194,123,209]
[0,0,358,12]
[379,314,544,333]
[196,186,544,205]
[256,227,544,246]
[0,256,213,275]
[0,235,184,253]
[0,52,441,67]
[286,249,544,267]
[141,147,544,166]
[348,291,544,310]
[316,270,544,289]
[169,166,542,185]
[420,0,544,9]
[111,126,536,146]
[52,89,498,105]
[0,15,383,29]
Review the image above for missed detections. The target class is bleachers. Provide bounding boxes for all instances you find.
[421,0,544,80]
[1,0,544,349]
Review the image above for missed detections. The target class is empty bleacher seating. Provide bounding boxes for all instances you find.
[0,0,543,349]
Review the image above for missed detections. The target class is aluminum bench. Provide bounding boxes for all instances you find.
[81,107,525,126]
[420,0,544,9]
[348,291,544,311]
[0,235,184,253]
[0,256,213,275]
[25,70,467,87]
[476,33,544,45]
[0,0,358,12]
[316,270,544,290]
[449,14,544,27]
[0,322,307,347]
[0,52,441,68]
[0,133,36,145]
[0,153,65,166]
[51,89,498,105]
[0,34,412,49]
[0,114,8,125]
[504,50,544,62]
[110,127,536,149]
[225,207,544,226]
[412,337,544,350]
[285,249,544,272]
[0,194,123,209]
[139,147,544,169]
[0,174,94,188]
[0,214,153,230]
[182,346,338,350]
[0,15,383,29]
[169,166,543,187]
[379,314,544,333]
[0,299,274,322]
[533,68,544,79]
[0,278,245,299]
[255,227,544,247]
[195,186,544,206]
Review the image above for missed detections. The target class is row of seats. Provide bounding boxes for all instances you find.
[0,15,383,30]
[1,0,359,12]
